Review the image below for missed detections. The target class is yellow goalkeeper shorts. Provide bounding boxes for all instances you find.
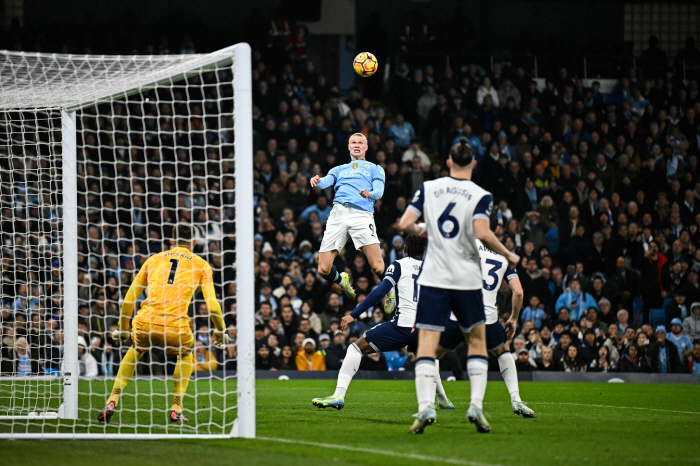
[132,317,194,355]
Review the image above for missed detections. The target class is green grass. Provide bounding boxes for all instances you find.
[3,379,700,466]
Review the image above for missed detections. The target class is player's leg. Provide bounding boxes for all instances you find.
[409,286,450,433]
[464,324,491,432]
[312,339,370,409]
[490,337,535,418]
[318,209,355,299]
[361,242,395,312]
[170,329,195,423]
[433,322,464,410]
[98,345,145,423]
[453,289,490,433]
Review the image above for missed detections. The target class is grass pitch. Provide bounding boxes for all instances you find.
[3,379,699,466]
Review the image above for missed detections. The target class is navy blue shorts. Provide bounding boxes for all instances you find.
[438,320,465,351]
[362,318,418,353]
[415,286,485,333]
[485,321,507,351]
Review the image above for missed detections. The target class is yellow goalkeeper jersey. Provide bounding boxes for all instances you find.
[134,247,213,328]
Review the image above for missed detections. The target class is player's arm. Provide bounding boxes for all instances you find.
[473,194,519,268]
[398,186,427,235]
[310,167,337,189]
[200,265,229,349]
[341,263,400,331]
[112,264,148,341]
[504,272,524,341]
[360,165,386,199]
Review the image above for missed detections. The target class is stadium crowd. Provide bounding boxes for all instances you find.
[2,32,700,378]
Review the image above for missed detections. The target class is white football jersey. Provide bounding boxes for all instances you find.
[476,239,518,324]
[384,257,422,328]
[408,177,492,290]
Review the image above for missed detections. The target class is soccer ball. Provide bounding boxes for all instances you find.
[353,52,378,77]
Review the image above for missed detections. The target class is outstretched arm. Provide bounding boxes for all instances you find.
[201,284,225,332]
[117,280,147,332]
[505,276,524,340]
[310,172,336,189]
[341,279,394,331]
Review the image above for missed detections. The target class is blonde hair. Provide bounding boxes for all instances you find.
[349,133,367,143]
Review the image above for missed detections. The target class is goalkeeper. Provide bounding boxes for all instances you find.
[98,225,228,424]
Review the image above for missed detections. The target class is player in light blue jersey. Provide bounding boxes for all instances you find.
[310,133,392,307]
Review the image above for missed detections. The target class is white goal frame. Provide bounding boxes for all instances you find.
[0,43,255,439]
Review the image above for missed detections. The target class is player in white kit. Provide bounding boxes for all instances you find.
[437,210,535,418]
[311,235,455,411]
[398,138,519,434]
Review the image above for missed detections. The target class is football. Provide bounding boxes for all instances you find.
[353,52,378,77]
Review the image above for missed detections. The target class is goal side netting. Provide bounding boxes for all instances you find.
[0,43,254,439]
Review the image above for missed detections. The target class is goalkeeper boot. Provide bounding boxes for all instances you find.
[466,404,491,433]
[170,410,189,423]
[97,401,115,424]
[312,396,345,410]
[438,397,455,410]
[408,408,436,434]
[339,272,356,300]
[384,288,396,314]
[512,401,536,418]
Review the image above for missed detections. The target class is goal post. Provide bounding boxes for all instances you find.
[0,43,254,439]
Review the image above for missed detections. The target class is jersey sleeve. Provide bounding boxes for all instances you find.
[407,185,425,217]
[316,166,338,189]
[199,259,214,287]
[373,164,386,184]
[473,193,493,221]
[383,261,402,286]
[504,267,518,282]
[134,256,151,285]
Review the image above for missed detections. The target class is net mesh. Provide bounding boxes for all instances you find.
[0,50,239,436]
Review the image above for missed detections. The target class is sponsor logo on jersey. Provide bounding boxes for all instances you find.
[352,163,358,169]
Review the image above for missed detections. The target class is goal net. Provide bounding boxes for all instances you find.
[0,44,255,439]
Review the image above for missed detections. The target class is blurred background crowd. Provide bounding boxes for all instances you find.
[2,5,700,378]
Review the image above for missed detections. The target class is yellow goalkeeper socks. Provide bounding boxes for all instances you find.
[107,347,142,407]
[172,352,195,413]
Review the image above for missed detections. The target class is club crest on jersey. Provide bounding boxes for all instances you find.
[364,163,370,169]
[352,163,358,169]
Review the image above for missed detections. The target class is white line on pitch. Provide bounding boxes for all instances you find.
[533,402,700,416]
[257,436,504,466]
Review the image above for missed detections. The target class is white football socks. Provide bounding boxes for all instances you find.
[415,357,437,412]
[467,356,489,410]
[332,343,362,399]
[435,359,448,405]
[498,351,521,403]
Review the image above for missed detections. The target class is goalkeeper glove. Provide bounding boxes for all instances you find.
[112,329,130,342]
[212,330,230,349]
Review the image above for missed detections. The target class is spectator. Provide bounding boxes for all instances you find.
[514,348,534,372]
[646,326,682,373]
[296,338,326,371]
[618,344,651,373]
[77,336,99,377]
[324,330,347,370]
[255,343,278,370]
[683,303,700,341]
[561,345,587,372]
[521,296,547,328]
[477,76,499,107]
[535,345,558,371]
[194,340,218,372]
[667,318,693,360]
[278,345,297,370]
[555,278,598,320]
[401,139,431,169]
[683,341,700,374]
[589,346,616,372]
[388,114,416,150]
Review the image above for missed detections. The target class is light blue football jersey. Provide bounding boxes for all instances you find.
[317,160,385,213]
